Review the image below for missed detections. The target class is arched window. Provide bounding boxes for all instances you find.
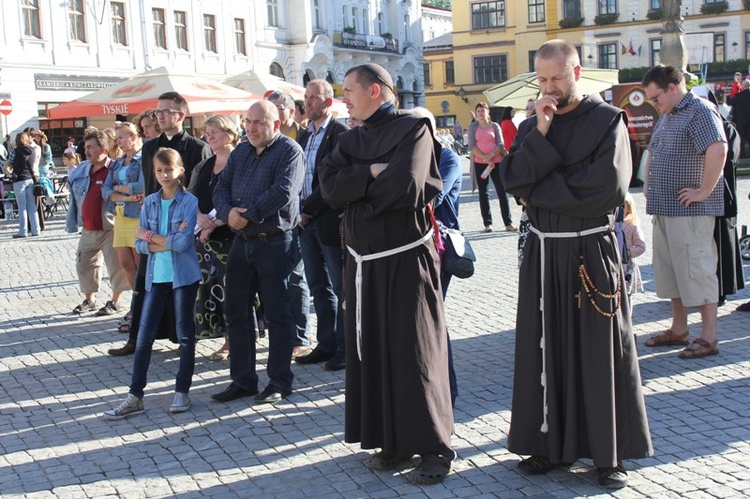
[362,9,369,35]
[342,5,348,28]
[326,71,336,84]
[377,12,384,35]
[351,7,358,30]
[269,62,285,79]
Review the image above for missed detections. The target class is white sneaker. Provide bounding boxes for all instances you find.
[102,394,144,421]
[169,392,191,413]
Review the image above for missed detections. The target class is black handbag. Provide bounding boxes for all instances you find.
[33,183,45,197]
[441,227,476,278]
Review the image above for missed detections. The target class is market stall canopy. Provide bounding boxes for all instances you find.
[482,68,620,109]
[48,67,263,119]
[223,70,349,117]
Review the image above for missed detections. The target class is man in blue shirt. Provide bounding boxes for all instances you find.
[211,100,305,404]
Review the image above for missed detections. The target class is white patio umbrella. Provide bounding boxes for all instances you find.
[483,68,620,109]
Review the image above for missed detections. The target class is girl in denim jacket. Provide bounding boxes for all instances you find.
[102,122,144,305]
[104,148,201,420]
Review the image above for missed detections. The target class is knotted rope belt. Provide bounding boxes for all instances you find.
[346,229,434,361]
[528,223,613,433]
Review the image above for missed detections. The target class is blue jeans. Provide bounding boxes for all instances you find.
[299,219,344,354]
[13,179,40,236]
[226,231,296,392]
[129,281,198,399]
[441,269,458,404]
[289,229,311,346]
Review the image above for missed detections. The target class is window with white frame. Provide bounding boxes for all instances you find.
[714,33,725,63]
[650,38,661,66]
[528,0,545,23]
[312,0,321,29]
[268,0,279,27]
[378,12,384,35]
[111,2,127,46]
[598,0,616,15]
[175,11,188,51]
[352,7,358,31]
[203,14,217,53]
[362,9,369,35]
[234,18,246,55]
[404,14,410,42]
[152,8,166,49]
[598,43,617,69]
[69,0,86,42]
[471,2,505,30]
[22,0,41,39]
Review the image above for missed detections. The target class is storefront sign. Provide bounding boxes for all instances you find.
[34,74,124,91]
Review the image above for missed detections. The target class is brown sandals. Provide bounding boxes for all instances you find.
[645,329,689,347]
[679,338,719,359]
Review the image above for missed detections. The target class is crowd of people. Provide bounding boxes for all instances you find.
[3,37,750,490]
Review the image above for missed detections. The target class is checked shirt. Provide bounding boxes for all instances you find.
[646,91,726,217]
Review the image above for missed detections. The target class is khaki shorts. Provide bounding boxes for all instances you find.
[652,215,718,307]
[77,229,130,294]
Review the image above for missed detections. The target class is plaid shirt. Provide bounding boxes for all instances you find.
[646,92,726,216]
[213,133,305,236]
[301,114,331,200]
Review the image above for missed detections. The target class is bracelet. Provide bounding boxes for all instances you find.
[144,230,154,243]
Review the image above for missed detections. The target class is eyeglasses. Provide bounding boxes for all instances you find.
[648,89,666,104]
[154,109,181,116]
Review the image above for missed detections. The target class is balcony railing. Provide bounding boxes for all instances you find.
[332,31,399,53]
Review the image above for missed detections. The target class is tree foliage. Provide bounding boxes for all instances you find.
[423,0,452,9]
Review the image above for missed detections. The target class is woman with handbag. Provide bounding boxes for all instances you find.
[10,132,41,238]
[468,102,516,232]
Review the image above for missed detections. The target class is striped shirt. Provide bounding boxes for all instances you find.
[646,92,726,217]
[301,114,331,200]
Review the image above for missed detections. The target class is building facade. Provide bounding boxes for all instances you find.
[0,0,426,154]
[425,0,750,128]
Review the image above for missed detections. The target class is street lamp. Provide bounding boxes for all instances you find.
[457,86,468,103]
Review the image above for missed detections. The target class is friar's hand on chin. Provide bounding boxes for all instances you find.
[535,94,558,137]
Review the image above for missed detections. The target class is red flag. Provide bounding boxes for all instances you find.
[628,41,636,55]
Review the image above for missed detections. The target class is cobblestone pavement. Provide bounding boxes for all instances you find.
[1,172,749,498]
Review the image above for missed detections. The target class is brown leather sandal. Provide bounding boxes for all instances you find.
[679,338,719,359]
[645,329,689,347]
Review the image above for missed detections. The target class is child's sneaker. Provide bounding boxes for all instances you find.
[102,394,144,420]
[169,392,191,413]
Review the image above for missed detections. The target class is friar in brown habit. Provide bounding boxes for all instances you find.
[498,40,652,489]
[318,63,454,485]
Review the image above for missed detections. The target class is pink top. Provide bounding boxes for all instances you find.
[473,124,503,164]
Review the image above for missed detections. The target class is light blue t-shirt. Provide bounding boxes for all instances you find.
[153,197,174,284]
[117,166,128,185]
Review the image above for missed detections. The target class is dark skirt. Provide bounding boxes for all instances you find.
[194,233,233,339]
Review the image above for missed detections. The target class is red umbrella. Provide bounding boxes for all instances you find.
[49,67,262,119]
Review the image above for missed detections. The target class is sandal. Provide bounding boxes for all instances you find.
[679,338,719,359]
[209,349,230,361]
[364,450,412,471]
[117,322,130,333]
[645,329,689,347]
[406,453,452,485]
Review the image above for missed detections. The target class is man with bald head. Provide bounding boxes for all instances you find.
[499,39,652,488]
[211,100,305,405]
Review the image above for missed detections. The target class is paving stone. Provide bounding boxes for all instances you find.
[1,173,749,497]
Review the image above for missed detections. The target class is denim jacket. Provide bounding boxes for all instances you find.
[102,151,144,218]
[66,159,115,233]
[136,188,201,291]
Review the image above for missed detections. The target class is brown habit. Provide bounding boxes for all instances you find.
[499,94,652,467]
[318,109,454,457]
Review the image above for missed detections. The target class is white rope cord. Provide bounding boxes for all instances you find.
[528,223,611,433]
[347,229,434,361]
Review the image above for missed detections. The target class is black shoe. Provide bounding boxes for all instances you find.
[324,351,346,371]
[296,347,334,365]
[517,456,554,475]
[108,342,135,356]
[597,463,628,489]
[254,385,292,405]
[211,384,258,403]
